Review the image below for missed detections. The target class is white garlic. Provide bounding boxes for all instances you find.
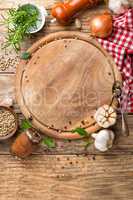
[0,95,13,107]
[109,0,130,14]
[94,105,117,128]
[92,129,115,152]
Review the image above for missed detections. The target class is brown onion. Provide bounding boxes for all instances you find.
[90,13,113,39]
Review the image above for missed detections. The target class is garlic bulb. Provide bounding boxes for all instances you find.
[92,129,115,152]
[94,105,117,128]
[0,95,13,107]
[109,0,130,14]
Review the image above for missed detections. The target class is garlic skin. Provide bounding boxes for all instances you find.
[0,95,13,107]
[109,0,130,14]
[94,105,117,128]
[92,129,115,152]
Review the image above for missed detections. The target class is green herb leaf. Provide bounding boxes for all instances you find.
[21,52,31,60]
[2,4,39,51]
[20,119,32,131]
[42,137,56,148]
[72,127,88,136]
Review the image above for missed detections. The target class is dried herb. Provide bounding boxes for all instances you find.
[42,137,56,148]
[2,4,39,51]
[21,52,31,60]
[72,127,88,136]
[20,119,32,131]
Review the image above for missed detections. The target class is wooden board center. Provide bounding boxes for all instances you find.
[21,38,115,131]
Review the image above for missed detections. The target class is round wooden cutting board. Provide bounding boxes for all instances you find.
[16,31,122,139]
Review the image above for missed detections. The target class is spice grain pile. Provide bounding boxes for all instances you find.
[0,54,19,71]
[0,108,16,137]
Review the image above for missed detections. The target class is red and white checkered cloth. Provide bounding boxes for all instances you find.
[98,9,133,112]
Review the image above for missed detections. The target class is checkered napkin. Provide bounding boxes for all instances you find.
[98,9,133,112]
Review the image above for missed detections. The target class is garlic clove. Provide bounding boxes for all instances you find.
[95,141,108,152]
[0,95,13,107]
[96,115,106,123]
[92,133,97,139]
[108,106,114,113]
[109,0,130,14]
[92,129,115,152]
[102,121,110,128]
[104,104,110,111]
[110,112,117,118]
[108,116,116,124]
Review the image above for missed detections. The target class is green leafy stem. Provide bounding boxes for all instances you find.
[2,4,39,51]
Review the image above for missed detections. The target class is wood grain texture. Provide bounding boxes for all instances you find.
[0,74,15,107]
[0,1,133,199]
[0,154,133,200]
[0,0,57,9]
[16,31,121,139]
[0,0,132,154]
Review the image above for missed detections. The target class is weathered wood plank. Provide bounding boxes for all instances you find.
[0,74,15,103]
[0,0,57,9]
[0,154,132,200]
[0,0,133,9]
[0,1,132,199]
[0,1,133,155]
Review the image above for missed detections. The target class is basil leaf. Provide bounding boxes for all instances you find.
[20,119,32,131]
[72,127,88,136]
[21,52,31,60]
[42,137,56,148]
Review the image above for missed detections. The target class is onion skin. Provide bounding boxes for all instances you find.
[90,13,113,39]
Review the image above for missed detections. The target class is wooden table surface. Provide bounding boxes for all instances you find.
[0,1,133,199]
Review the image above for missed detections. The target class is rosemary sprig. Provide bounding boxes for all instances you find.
[2,4,39,51]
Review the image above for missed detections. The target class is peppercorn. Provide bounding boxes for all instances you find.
[0,107,17,138]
